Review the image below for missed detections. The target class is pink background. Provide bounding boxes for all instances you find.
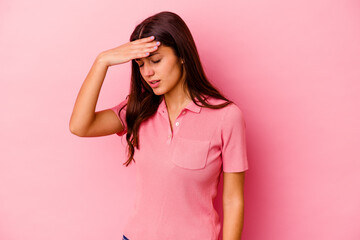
[1,0,359,240]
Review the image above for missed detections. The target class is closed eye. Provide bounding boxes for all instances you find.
[139,59,161,68]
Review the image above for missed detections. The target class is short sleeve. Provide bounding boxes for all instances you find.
[221,104,249,172]
[109,96,128,136]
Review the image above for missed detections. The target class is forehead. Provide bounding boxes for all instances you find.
[135,45,174,61]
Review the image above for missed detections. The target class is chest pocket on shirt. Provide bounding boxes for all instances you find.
[171,137,210,170]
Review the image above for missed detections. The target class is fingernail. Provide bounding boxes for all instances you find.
[156,41,160,45]
[150,36,155,39]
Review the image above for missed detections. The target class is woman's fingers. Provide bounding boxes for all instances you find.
[133,45,159,58]
[131,39,160,50]
[131,40,160,59]
[131,36,161,51]
[138,42,160,53]
[99,36,161,66]
[132,35,155,44]
[136,52,150,58]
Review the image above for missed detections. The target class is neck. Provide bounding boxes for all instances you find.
[163,89,191,113]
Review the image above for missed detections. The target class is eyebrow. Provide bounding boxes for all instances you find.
[135,52,160,61]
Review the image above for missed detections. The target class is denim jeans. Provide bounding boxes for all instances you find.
[122,235,129,240]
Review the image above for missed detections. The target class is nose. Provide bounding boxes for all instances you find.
[141,62,155,77]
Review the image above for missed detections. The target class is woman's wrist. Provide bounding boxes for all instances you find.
[95,52,110,67]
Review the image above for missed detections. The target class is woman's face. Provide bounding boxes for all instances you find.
[135,45,186,96]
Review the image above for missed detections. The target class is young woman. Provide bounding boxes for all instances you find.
[69,11,248,240]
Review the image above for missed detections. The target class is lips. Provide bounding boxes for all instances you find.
[149,80,160,84]
[149,79,161,88]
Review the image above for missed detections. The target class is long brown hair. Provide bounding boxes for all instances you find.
[117,11,233,167]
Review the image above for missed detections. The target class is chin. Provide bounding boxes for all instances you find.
[152,89,164,95]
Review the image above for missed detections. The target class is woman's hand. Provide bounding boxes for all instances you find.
[97,36,161,67]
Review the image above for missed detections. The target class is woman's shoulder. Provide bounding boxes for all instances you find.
[205,96,244,120]
[111,95,129,113]
[205,96,240,109]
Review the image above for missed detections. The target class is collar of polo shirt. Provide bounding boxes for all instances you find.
[157,96,203,115]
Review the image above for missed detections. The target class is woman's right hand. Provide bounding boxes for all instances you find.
[97,36,161,67]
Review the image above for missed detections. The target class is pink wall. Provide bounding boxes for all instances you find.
[1,0,359,239]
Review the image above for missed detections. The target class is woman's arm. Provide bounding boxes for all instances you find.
[69,55,112,136]
[69,36,159,137]
[222,171,246,240]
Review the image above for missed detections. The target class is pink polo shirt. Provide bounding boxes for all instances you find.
[109,95,248,240]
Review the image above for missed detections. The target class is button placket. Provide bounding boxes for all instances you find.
[166,130,172,145]
[165,109,187,144]
[172,110,186,135]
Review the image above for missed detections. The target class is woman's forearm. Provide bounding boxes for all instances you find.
[222,203,244,240]
[69,54,109,136]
